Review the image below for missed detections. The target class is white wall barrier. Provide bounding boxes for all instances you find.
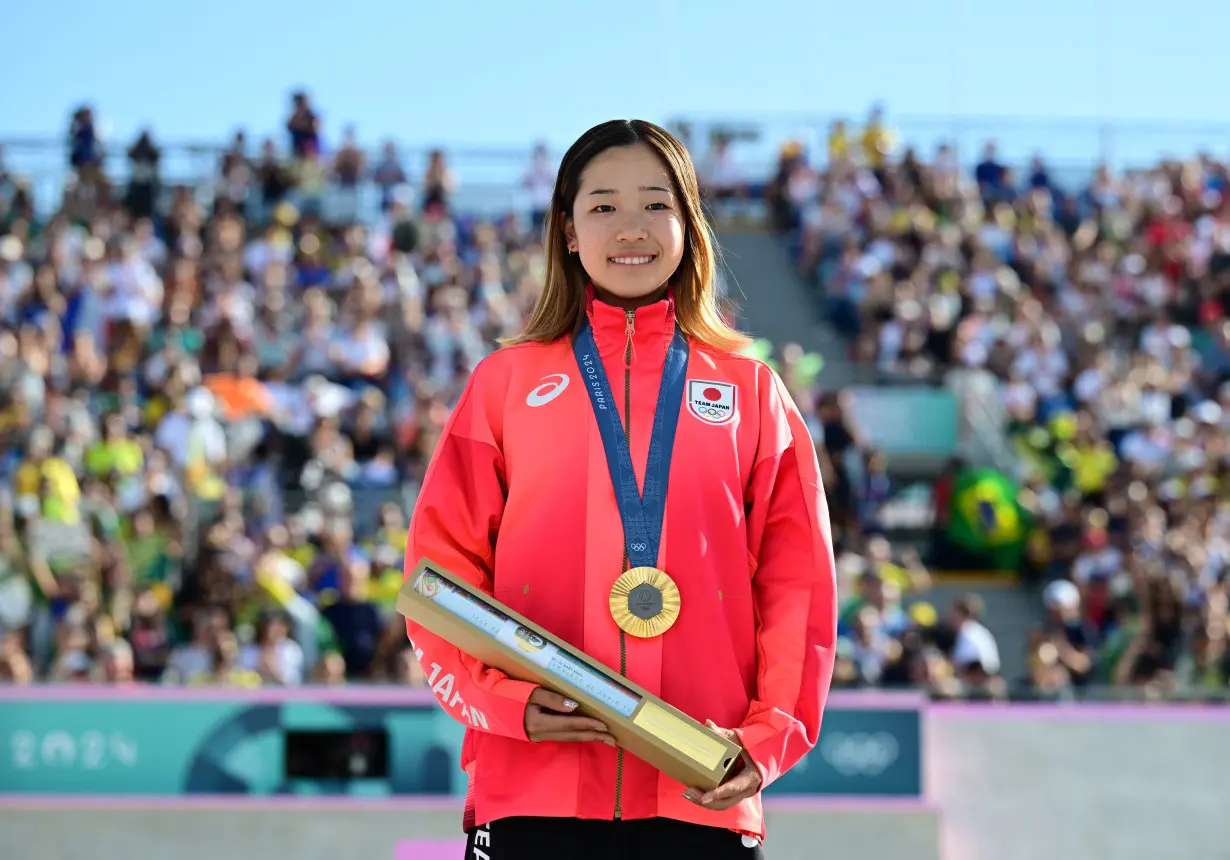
[928,703,1230,860]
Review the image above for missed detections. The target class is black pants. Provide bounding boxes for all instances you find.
[463,816,764,860]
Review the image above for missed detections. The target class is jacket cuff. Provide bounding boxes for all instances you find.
[488,679,539,741]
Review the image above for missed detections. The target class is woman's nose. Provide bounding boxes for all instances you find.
[613,218,650,242]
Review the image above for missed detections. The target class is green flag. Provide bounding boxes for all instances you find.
[945,467,1029,571]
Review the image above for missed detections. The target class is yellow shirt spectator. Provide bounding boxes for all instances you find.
[15,457,80,523]
[876,561,912,593]
[861,122,894,168]
[1071,443,1118,495]
[828,123,849,162]
[85,438,144,478]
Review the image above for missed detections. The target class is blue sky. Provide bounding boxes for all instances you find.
[3,0,1228,175]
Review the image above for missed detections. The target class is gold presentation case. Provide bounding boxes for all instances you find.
[397,557,743,790]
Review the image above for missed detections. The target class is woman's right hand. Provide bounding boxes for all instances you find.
[524,688,616,746]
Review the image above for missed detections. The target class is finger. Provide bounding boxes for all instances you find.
[699,772,759,807]
[704,720,739,744]
[530,730,617,746]
[701,792,750,812]
[526,711,608,733]
[528,688,580,713]
[683,772,747,806]
[682,783,751,811]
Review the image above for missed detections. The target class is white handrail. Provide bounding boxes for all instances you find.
[946,368,1017,475]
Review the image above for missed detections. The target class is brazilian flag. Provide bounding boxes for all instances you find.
[945,467,1030,571]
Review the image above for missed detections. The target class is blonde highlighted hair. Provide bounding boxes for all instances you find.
[502,119,749,352]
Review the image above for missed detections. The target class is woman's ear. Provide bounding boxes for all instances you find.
[562,216,578,254]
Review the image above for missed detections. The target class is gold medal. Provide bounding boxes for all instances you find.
[609,567,681,638]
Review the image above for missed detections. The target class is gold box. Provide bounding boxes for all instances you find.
[397,557,743,790]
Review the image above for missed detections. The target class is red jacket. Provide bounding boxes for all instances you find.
[405,292,837,840]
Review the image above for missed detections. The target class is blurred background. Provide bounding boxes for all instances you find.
[1,1,1229,859]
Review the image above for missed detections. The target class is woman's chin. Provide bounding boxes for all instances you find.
[593,275,668,305]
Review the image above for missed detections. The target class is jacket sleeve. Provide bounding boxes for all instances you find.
[736,367,838,789]
[404,358,538,741]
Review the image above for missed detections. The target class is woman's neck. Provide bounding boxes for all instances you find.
[592,283,668,311]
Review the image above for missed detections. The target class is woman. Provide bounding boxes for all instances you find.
[816,391,865,542]
[421,149,455,213]
[238,608,305,686]
[405,120,836,859]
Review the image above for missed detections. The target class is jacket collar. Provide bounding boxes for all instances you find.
[583,282,676,355]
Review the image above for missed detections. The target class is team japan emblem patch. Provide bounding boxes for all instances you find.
[687,379,737,425]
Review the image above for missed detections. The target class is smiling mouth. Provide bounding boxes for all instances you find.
[608,255,657,266]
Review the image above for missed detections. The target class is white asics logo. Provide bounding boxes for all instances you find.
[526,373,570,407]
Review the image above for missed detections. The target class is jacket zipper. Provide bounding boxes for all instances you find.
[614,308,634,820]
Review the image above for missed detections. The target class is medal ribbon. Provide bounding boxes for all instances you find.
[572,315,689,569]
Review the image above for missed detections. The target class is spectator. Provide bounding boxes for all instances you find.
[948,594,1002,682]
[858,448,892,532]
[68,106,103,197]
[257,139,294,218]
[372,141,408,214]
[698,132,745,217]
[286,91,320,159]
[218,131,252,215]
[816,391,866,541]
[974,140,1009,204]
[420,149,455,214]
[125,130,161,221]
[522,143,555,233]
[859,105,894,181]
[240,609,305,686]
[332,125,366,223]
[320,555,383,679]
[164,608,223,684]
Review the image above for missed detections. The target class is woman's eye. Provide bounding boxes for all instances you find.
[647,203,670,211]
[592,204,614,213]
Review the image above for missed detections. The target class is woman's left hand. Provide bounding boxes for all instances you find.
[682,721,762,811]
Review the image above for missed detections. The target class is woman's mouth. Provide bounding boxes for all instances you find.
[608,255,657,266]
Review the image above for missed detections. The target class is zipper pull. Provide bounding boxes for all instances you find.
[624,309,636,368]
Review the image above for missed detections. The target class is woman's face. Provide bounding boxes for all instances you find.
[265,618,288,643]
[565,143,685,302]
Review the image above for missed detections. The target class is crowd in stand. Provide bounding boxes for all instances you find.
[758,107,1230,697]
[5,95,1225,699]
[0,94,550,688]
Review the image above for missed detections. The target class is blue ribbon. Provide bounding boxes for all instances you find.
[572,316,689,569]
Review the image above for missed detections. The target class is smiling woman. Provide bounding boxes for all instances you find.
[405,119,838,860]
[503,119,747,352]
[566,144,683,306]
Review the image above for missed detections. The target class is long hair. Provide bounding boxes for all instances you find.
[502,120,748,352]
